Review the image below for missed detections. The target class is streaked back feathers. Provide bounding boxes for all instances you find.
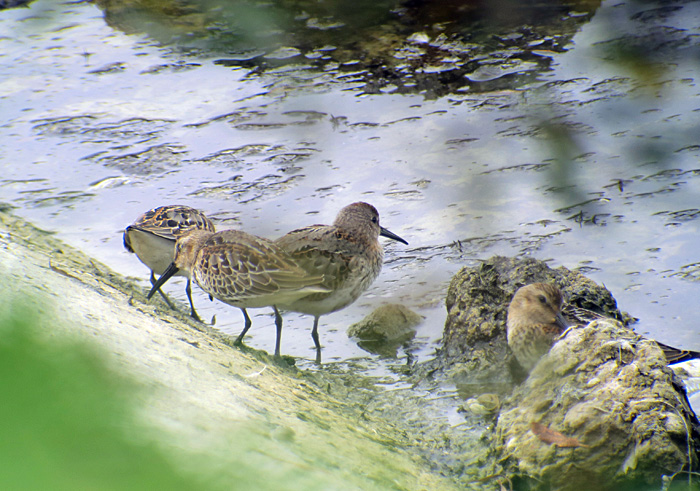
[174,229,328,309]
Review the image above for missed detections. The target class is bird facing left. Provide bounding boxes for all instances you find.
[147,229,329,357]
[123,204,215,321]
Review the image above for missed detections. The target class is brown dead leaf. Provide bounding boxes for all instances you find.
[530,422,587,448]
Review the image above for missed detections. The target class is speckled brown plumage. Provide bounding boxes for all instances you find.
[507,283,700,373]
[124,205,215,320]
[149,229,328,357]
[506,283,568,372]
[275,202,408,360]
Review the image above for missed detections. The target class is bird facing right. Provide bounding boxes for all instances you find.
[506,283,568,372]
[506,282,700,373]
[275,202,408,361]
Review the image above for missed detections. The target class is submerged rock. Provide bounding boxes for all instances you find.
[348,303,422,341]
[495,319,700,490]
[347,304,422,357]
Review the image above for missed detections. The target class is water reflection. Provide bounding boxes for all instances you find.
[95,0,601,96]
[0,0,699,374]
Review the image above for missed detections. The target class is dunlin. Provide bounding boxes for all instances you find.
[506,283,700,372]
[275,202,408,361]
[506,283,568,372]
[124,205,215,321]
[148,229,328,357]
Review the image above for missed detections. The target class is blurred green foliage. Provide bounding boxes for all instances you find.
[0,300,213,491]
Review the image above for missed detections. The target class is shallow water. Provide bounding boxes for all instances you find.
[1,0,699,378]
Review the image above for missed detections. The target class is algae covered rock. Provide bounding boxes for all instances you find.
[429,255,624,389]
[411,255,699,489]
[348,304,422,357]
[495,319,700,490]
[442,255,623,357]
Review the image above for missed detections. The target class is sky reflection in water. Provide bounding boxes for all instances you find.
[1,0,699,374]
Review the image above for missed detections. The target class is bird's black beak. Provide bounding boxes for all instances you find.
[380,226,408,245]
[555,312,569,332]
[147,262,180,300]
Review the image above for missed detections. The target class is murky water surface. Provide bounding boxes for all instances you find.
[1,0,699,378]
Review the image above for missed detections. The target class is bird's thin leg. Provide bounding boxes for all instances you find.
[185,279,202,322]
[312,316,322,364]
[235,308,252,345]
[150,271,175,309]
[273,306,283,357]
[311,316,321,350]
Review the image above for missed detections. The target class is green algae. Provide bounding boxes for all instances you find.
[0,210,467,490]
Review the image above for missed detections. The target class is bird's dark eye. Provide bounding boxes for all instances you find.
[372,216,378,224]
[538,295,547,305]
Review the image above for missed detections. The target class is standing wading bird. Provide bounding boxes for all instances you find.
[506,283,700,373]
[124,205,215,321]
[148,229,329,357]
[275,202,408,362]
